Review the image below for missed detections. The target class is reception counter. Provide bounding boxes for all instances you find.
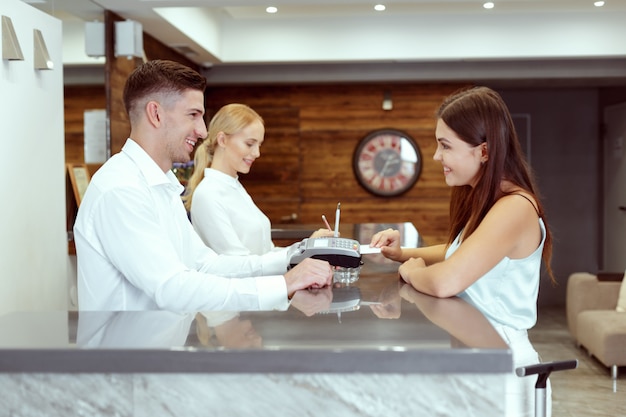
[0,223,512,416]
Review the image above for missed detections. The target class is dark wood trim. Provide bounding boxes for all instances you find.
[596,272,624,282]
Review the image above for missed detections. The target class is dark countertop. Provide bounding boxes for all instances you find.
[0,223,511,374]
[271,222,424,247]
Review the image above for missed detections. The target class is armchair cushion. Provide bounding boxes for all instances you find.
[566,273,620,339]
[566,272,626,378]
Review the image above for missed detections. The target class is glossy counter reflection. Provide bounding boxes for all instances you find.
[0,222,512,416]
[0,274,510,374]
[76,282,508,355]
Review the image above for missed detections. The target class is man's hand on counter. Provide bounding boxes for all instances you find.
[284,258,333,298]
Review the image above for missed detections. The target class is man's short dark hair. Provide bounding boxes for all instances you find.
[123,59,207,118]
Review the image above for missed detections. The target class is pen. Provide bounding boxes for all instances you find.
[334,202,340,237]
[322,215,332,231]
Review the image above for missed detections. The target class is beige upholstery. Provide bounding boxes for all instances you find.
[566,273,621,339]
[566,272,626,381]
[577,311,626,367]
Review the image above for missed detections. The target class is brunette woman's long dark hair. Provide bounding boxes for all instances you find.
[437,86,555,284]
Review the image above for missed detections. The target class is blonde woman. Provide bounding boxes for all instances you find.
[183,103,332,256]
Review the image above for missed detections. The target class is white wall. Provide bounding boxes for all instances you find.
[0,0,67,314]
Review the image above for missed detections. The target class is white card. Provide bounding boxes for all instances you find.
[359,244,382,255]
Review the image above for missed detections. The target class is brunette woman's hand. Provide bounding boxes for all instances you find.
[398,257,426,284]
[370,228,403,261]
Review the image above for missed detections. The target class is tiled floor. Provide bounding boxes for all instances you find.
[529,307,625,417]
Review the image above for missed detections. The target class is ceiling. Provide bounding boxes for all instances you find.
[23,0,626,86]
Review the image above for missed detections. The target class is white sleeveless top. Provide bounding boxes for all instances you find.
[446,218,546,331]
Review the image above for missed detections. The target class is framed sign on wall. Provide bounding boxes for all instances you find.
[67,163,90,206]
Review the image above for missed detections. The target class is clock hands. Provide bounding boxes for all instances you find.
[380,152,401,176]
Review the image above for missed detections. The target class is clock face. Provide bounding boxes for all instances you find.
[353,129,421,197]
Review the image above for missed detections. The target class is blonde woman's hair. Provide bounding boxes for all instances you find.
[182,103,264,211]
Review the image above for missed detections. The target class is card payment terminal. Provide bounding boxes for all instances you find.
[288,237,362,269]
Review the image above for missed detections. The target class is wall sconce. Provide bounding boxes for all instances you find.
[115,20,143,59]
[33,29,53,70]
[382,90,393,111]
[2,15,24,61]
[85,21,105,58]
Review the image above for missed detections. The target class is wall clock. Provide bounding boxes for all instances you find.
[353,129,421,197]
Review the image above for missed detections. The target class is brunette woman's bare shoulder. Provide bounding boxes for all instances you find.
[498,190,539,217]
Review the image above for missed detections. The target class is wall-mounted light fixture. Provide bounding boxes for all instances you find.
[2,15,24,61]
[33,29,53,70]
[114,20,143,59]
[85,21,105,58]
[382,90,393,111]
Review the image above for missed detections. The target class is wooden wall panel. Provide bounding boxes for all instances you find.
[239,106,301,223]
[64,85,106,165]
[107,56,137,155]
[64,80,463,244]
[206,83,467,244]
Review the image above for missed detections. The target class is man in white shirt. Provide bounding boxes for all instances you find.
[74,60,332,312]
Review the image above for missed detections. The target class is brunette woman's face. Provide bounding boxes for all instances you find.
[433,119,485,188]
[214,119,264,177]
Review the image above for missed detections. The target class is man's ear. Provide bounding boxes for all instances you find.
[146,101,161,127]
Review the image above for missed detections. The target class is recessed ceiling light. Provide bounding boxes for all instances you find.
[374,4,386,12]
[594,1,605,7]
[483,2,495,9]
[266,6,278,14]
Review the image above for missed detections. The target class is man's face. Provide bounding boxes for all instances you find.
[161,89,207,167]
